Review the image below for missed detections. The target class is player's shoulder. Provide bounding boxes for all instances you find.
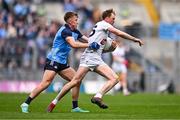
[97,20,112,28]
[73,29,81,34]
[61,25,72,34]
[58,25,72,38]
[63,24,72,32]
[99,20,111,25]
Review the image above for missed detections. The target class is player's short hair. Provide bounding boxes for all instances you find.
[64,12,78,22]
[102,9,115,20]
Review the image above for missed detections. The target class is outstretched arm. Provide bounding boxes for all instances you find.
[79,35,89,43]
[66,36,100,50]
[108,27,144,46]
[66,36,89,48]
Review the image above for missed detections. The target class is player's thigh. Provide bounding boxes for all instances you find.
[42,70,57,82]
[73,66,89,81]
[95,64,118,80]
[58,67,76,81]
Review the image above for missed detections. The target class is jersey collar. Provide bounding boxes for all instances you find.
[65,24,71,29]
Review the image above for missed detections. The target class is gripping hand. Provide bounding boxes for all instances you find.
[89,42,100,50]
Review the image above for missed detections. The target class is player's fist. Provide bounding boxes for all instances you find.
[134,38,144,46]
[89,42,100,50]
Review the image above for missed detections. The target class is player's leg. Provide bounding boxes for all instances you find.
[47,66,89,112]
[30,70,56,98]
[95,64,118,96]
[21,70,56,113]
[56,66,89,101]
[120,72,130,96]
[58,67,81,106]
[91,64,118,109]
[118,65,130,95]
[47,67,89,112]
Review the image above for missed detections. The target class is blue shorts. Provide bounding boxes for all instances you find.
[44,58,70,73]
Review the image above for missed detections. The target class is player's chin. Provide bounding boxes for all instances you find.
[74,25,78,29]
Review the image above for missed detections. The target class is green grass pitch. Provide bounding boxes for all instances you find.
[0,93,180,119]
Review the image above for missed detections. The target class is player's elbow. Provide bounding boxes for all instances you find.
[117,31,124,37]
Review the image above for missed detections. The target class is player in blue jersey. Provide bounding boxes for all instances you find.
[20,12,100,113]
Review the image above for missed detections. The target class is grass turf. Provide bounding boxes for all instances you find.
[0,93,180,119]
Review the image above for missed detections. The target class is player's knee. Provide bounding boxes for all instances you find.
[114,75,119,83]
[72,79,81,86]
[112,79,119,85]
[73,76,82,84]
[110,77,119,85]
[45,79,52,85]
[40,79,52,88]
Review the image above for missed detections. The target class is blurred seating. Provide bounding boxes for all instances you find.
[160,2,180,23]
[98,2,153,27]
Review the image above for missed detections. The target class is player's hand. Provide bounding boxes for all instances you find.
[134,38,144,46]
[111,41,117,49]
[89,42,100,50]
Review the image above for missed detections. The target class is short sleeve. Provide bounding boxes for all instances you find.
[75,29,83,39]
[61,28,72,38]
[103,21,113,31]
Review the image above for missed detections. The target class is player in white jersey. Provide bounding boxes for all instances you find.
[80,21,113,70]
[47,9,144,111]
[112,40,130,96]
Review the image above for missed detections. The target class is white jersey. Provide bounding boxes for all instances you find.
[83,20,113,56]
[80,20,113,70]
[112,46,126,59]
[112,46,127,73]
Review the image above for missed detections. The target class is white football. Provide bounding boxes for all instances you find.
[103,37,113,50]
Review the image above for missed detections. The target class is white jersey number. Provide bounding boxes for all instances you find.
[89,25,97,37]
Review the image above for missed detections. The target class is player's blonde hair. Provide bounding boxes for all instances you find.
[102,9,115,20]
[64,12,78,23]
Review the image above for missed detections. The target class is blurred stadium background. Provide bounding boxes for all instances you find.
[0,0,180,94]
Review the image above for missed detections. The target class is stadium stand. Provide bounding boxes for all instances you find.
[160,2,180,23]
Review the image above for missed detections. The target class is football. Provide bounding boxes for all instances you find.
[103,37,117,52]
[103,37,113,50]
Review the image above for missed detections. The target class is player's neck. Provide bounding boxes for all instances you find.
[103,19,109,23]
[103,19,112,25]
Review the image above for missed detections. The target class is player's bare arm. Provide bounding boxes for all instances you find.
[66,36,89,48]
[79,35,89,43]
[108,26,144,46]
[66,36,100,50]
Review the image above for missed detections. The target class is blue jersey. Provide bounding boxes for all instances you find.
[47,24,83,64]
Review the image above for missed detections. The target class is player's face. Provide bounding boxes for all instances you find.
[109,13,115,25]
[69,16,78,29]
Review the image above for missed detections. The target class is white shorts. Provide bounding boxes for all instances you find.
[80,53,106,71]
[112,63,127,73]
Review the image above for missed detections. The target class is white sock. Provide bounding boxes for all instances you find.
[52,99,58,105]
[123,88,129,93]
[94,93,103,98]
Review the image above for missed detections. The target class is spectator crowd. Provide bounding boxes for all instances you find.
[0,0,104,79]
